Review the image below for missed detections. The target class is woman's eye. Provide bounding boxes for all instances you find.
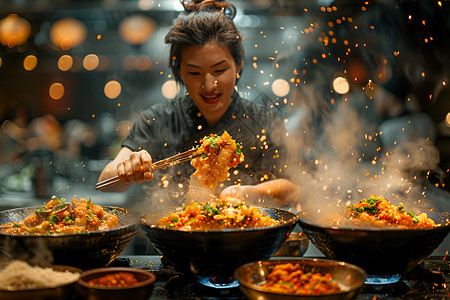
[215,69,226,73]
[188,72,200,76]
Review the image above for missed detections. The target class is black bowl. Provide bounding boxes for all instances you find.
[235,258,366,300]
[297,209,450,275]
[0,206,140,270]
[140,206,298,277]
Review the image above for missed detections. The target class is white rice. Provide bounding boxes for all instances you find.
[0,260,80,291]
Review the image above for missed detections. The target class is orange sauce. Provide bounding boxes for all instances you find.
[87,272,139,287]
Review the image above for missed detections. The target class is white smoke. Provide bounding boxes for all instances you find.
[286,85,447,215]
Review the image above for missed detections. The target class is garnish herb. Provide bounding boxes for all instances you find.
[235,143,242,156]
[203,204,220,216]
[35,207,46,213]
[63,216,73,224]
[48,214,59,225]
[279,281,294,289]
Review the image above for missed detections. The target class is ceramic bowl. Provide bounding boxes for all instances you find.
[235,258,366,300]
[0,264,82,300]
[77,267,156,300]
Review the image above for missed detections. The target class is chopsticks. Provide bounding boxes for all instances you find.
[96,148,199,190]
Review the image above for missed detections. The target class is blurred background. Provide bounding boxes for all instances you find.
[0,0,449,212]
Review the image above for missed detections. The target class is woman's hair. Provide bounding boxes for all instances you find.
[165,0,244,84]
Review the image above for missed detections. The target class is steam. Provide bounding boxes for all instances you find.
[286,85,446,216]
[1,239,54,267]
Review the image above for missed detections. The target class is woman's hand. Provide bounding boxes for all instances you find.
[117,150,154,184]
[98,147,154,192]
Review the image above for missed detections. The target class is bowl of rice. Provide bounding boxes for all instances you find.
[0,260,82,300]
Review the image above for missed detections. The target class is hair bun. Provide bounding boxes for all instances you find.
[181,0,237,19]
[223,5,236,19]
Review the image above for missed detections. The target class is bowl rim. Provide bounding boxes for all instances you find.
[77,267,156,290]
[297,209,450,233]
[140,206,298,233]
[235,258,366,297]
[0,206,141,237]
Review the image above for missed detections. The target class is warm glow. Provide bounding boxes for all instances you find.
[135,55,152,71]
[58,55,73,71]
[50,17,87,51]
[83,54,100,71]
[138,0,155,10]
[271,78,290,97]
[49,82,65,100]
[365,81,378,98]
[333,76,350,94]
[119,14,156,45]
[445,113,450,127]
[81,131,96,147]
[23,55,37,71]
[0,14,31,47]
[161,80,179,99]
[104,80,122,99]
[122,55,136,71]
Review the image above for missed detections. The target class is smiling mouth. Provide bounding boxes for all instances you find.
[201,93,221,104]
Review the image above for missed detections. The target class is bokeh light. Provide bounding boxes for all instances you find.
[50,17,87,51]
[135,55,152,71]
[58,55,73,71]
[23,55,37,71]
[364,81,378,99]
[271,78,290,97]
[333,76,350,94]
[104,80,122,99]
[161,80,179,99]
[49,82,65,100]
[138,0,155,10]
[119,14,156,45]
[0,14,31,47]
[122,55,136,71]
[83,54,100,71]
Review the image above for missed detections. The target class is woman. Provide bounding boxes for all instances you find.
[98,0,300,206]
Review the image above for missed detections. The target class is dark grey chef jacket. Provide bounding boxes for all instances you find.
[121,90,296,199]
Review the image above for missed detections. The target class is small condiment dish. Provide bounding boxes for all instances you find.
[77,267,156,300]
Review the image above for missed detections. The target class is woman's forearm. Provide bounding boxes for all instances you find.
[252,179,300,206]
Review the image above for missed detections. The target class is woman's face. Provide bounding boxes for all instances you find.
[179,43,242,125]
